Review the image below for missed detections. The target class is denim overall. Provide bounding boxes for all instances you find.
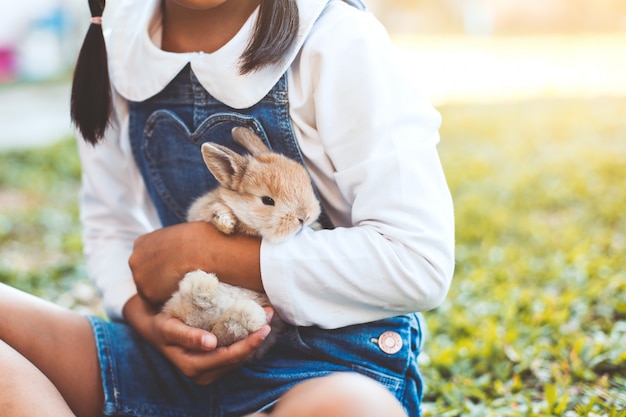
[89,65,425,417]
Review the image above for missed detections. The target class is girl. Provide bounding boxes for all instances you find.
[0,0,454,416]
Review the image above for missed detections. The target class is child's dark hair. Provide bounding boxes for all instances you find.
[240,0,299,74]
[71,0,301,145]
[71,0,111,145]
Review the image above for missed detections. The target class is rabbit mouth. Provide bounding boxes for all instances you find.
[284,222,306,237]
[261,220,305,243]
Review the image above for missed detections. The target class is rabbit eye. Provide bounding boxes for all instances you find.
[261,196,275,206]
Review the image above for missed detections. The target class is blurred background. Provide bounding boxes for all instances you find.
[1,0,625,147]
[0,0,85,148]
[1,1,625,414]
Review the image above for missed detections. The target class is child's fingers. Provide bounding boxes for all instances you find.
[222,325,271,363]
[160,314,217,351]
[174,325,272,385]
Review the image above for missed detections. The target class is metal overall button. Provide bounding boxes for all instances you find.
[376,331,402,354]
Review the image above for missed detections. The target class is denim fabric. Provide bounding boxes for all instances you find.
[128,64,333,229]
[106,65,426,416]
[90,314,424,417]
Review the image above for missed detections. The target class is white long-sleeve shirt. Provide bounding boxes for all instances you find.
[78,0,455,327]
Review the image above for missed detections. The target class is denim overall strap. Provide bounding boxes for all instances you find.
[128,64,333,229]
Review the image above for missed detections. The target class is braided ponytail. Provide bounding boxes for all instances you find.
[70,0,111,145]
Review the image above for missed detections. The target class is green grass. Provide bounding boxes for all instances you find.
[0,139,92,309]
[425,97,626,416]
[0,97,624,415]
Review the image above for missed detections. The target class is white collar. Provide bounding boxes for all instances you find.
[107,0,329,108]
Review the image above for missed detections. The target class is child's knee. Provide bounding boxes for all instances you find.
[269,372,407,417]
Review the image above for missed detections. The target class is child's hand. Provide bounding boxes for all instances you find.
[152,311,271,385]
[129,221,262,306]
[123,295,271,385]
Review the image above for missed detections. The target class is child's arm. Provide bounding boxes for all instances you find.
[129,221,262,305]
[76,96,155,321]
[257,4,455,327]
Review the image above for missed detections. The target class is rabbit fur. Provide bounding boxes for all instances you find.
[163,127,321,351]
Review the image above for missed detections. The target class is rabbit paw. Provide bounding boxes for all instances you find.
[179,270,220,309]
[212,300,267,346]
[213,211,236,235]
[162,270,221,330]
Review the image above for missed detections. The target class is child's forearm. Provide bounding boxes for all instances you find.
[129,221,263,306]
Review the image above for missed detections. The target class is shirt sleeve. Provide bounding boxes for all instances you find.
[260,5,455,328]
[77,94,161,321]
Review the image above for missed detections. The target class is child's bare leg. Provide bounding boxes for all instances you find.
[0,339,76,416]
[0,283,103,417]
[246,372,408,417]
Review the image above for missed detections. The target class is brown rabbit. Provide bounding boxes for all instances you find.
[163,127,321,352]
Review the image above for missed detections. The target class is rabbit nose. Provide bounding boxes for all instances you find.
[298,214,310,226]
[298,211,310,226]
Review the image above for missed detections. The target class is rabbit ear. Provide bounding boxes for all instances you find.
[232,127,270,156]
[201,143,247,188]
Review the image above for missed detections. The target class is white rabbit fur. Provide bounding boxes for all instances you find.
[163,127,321,352]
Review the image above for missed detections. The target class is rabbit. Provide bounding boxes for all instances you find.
[163,127,321,352]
